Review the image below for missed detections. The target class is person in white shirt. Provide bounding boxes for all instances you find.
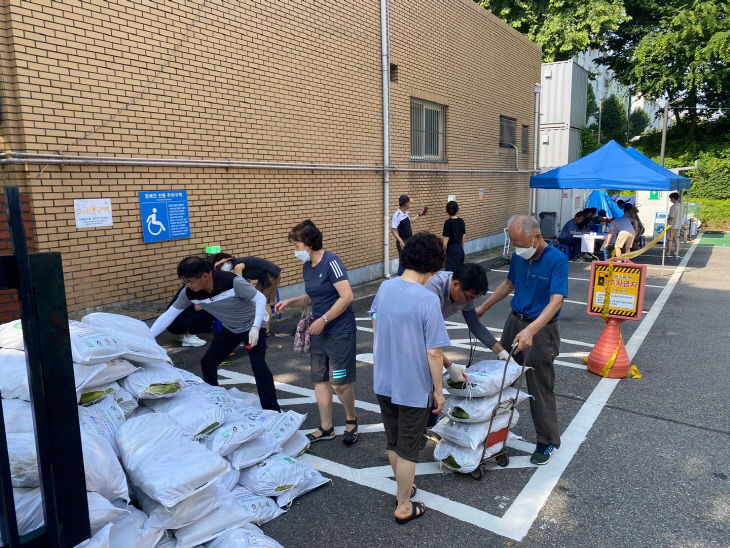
[391,194,426,275]
[666,192,682,259]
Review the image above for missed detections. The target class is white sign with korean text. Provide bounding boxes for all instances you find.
[74,199,113,229]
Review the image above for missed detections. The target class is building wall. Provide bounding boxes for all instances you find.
[0,0,540,313]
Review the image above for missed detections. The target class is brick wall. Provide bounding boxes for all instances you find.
[0,0,540,313]
[0,193,35,322]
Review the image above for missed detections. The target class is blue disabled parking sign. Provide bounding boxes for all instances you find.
[139,190,191,243]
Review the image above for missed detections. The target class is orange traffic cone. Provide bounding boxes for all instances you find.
[587,318,631,378]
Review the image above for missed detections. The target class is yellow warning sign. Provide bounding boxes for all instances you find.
[588,262,647,320]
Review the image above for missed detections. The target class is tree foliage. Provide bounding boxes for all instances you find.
[629,109,650,138]
[476,0,626,61]
[600,94,628,145]
[586,84,599,122]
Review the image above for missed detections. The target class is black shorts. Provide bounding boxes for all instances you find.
[310,331,356,385]
[377,395,432,462]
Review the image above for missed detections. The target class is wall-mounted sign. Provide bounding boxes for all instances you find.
[138,191,190,243]
[74,199,113,229]
[649,191,661,200]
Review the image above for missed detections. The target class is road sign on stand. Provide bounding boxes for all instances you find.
[138,190,190,243]
[587,261,647,320]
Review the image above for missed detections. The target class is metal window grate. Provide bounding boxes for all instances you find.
[410,98,445,161]
[499,115,516,148]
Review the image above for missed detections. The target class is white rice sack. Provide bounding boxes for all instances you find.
[219,466,241,491]
[119,362,184,400]
[80,381,138,417]
[13,487,44,536]
[229,486,285,525]
[129,405,154,419]
[78,396,127,456]
[238,409,306,448]
[227,432,279,470]
[202,417,265,457]
[443,359,524,398]
[81,313,170,364]
[84,359,139,389]
[87,491,129,535]
[431,410,518,450]
[108,506,164,548]
[0,319,24,350]
[146,385,226,439]
[81,430,130,502]
[227,387,261,409]
[116,413,228,507]
[139,484,220,533]
[445,388,530,423]
[238,453,306,497]
[74,522,112,548]
[74,363,108,402]
[281,431,310,458]
[169,366,203,385]
[8,432,38,488]
[173,492,251,548]
[0,348,30,400]
[2,398,33,433]
[69,321,128,365]
[275,462,329,508]
[434,433,517,473]
[205,524,284,548]
[154,532,177,548]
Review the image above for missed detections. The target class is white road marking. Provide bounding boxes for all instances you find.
[500,233,702,540]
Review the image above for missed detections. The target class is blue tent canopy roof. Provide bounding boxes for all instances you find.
[530,140,691,191]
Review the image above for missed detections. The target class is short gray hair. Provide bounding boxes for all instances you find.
[507,215,540,234]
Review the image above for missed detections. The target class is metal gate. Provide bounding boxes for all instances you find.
[0,187,90,547]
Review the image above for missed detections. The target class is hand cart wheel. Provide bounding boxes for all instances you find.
[495,453,509,467]
[470,467,483,480]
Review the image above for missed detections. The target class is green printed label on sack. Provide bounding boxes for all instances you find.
[275,485,294,492]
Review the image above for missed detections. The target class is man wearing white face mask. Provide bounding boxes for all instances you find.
[476,215,568,466]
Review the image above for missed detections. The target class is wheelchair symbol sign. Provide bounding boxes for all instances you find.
[145,207,166,236]
[139,191,190,243]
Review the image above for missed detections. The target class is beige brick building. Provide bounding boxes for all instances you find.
[0,0,541,317]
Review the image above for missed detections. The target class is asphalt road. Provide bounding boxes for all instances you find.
[162,237,729,548]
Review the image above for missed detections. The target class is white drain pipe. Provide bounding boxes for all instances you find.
[531,83,541,215]
[380,0,392,277]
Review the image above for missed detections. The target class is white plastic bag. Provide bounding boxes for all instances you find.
[219,466,241,491]
[238,454,305,497]
[0,319,24,350]
[227,432,279,470]
[0,348,30,400]
[202,417,265,456]
[108,506,164,548]
[139,484,220,533]
[205,524,284,548]
[431,410,518,450]
[229,485,285,524]
[445,388,530,423]
[12,487,43,536]
[81,313,170,364]
[74,363,108,402]
[116,413,228,507]
[84,359,139,389]
[120,363,184,400]
[173,492,251,548]
[281,431,310,458]
[81,430,130,502]
[433,433,517,473]
[87,491,129,535]
[78,396,127,456]
[275,462,329,508]
[146,385,226,439]
[69,321,129,365]
[443,359,524,398]
[2,398,33,433]
[8,432,38,488]
[238,409,306,448]
[227,387,261,409]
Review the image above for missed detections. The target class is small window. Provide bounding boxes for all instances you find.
[389,64,399,83]
[499,115,516,148]
[410,98,446,161]
[522,124,529,154]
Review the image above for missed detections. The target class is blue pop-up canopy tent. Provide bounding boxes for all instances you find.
[530,140,691,191]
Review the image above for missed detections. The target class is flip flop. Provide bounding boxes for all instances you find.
[395,501,426,525]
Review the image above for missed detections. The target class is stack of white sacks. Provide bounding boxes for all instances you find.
[0,313,328,548]
[431,359,530,473]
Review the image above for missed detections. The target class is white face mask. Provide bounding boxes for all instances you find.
[220,262,233,272]
[514,235,538,260]
[294,249,310,262]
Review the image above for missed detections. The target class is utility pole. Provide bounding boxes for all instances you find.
[626,94,632,144]
[660,101,670,166]
[597,98,603,145]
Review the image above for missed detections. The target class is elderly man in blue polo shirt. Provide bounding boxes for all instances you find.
[476,215,569,465]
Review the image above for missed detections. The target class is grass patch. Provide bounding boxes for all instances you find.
[693,198,730,231]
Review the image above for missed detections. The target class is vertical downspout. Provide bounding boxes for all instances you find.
[380,0,391,277]
[531,83,541,216]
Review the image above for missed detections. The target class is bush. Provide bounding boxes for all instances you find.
[691,155,730,199]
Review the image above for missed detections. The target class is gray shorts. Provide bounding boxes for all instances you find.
[310,331,356,385]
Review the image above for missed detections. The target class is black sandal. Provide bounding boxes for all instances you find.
[306,426,335,443]
[394,484,417,506]
[395,501,426,525]
[343,418,358,445]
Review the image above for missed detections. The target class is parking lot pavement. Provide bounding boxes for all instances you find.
[164,235,729,547]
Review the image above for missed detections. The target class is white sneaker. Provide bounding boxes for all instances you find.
[181,334,207,347]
